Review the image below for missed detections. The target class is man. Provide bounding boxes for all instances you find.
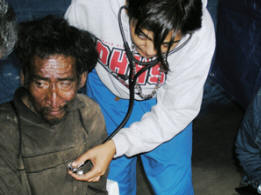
[0,15,108,194]
[235,86,261,195]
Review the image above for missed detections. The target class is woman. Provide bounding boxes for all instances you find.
[65,0,215,194]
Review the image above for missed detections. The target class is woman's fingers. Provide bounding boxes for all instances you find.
[68,140,116,182]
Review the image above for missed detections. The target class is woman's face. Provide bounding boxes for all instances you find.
[129,20,182,58]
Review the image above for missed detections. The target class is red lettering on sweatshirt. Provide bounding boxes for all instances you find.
[96,40,110,65]
[110,49,128,75]
[96,40,166,85]
[148,64,165,84]
[134,55,148,84]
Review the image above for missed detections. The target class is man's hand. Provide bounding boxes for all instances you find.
[68,140,116,182]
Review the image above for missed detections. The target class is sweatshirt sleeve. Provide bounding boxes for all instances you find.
[112,7,216,157]
[0,105,27,195]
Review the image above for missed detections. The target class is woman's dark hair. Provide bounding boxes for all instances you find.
[126,0,202,71]
[15,15,98,82]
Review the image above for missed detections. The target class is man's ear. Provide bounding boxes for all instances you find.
[79,71,87,89]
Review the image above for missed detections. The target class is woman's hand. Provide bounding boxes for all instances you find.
[68,140,116,182]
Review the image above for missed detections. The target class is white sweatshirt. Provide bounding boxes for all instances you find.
[65,0,215,157]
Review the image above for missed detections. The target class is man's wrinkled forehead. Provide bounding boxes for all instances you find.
[31,55,77,75]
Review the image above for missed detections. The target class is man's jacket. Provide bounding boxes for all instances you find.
[0,88,108,195]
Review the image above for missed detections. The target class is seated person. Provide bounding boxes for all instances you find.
[0,15,108,194]
[235,86,261,195]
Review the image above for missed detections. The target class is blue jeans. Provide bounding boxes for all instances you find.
[235,86,261,189]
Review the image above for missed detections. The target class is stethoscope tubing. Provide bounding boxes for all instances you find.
[104,5,192,142]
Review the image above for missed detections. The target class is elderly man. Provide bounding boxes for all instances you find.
[0,15,108,194]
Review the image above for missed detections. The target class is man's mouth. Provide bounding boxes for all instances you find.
[48,109,64,115]
[44,107,65,117]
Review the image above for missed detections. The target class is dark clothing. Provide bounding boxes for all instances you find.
[211,0,261,109]
[235,87,261,191]
[0,88,108,195]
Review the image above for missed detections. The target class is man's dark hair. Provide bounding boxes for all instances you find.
[126,0,202,71]
[15,15,98,82]
[0,0,17,58]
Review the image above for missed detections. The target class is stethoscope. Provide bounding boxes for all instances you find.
[104,6,192,142]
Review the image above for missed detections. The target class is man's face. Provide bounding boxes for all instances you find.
[130,20,182,58]
[26,54,83,124]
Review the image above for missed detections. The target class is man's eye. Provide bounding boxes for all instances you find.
[59,81,73,89]
[34,80,48,88]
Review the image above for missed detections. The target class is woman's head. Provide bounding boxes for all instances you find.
[126,0,202,71]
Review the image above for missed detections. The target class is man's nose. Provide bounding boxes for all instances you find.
[48,84,58,107]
